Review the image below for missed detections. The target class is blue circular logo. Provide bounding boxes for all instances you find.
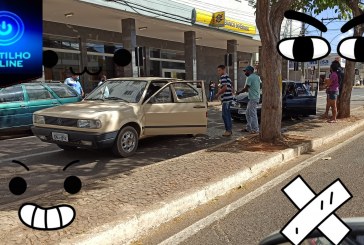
[0,11,25,46]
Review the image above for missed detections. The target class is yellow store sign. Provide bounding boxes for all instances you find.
[192,9,256,35]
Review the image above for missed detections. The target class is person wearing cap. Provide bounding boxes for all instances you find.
[237,65,261,134]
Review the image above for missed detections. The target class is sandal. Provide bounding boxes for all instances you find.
[327,120,337,123]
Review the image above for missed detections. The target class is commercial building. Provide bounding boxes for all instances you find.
[288,54,363,85]
[43,0,269,92]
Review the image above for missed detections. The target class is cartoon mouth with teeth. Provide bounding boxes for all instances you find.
[9,160,82,230]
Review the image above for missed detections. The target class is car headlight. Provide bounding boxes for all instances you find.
[77,119,102,129]
[33,115,45,124]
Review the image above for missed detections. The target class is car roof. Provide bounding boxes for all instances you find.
[107,77,178,81]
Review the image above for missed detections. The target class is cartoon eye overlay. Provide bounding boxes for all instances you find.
[278,10,364,63]
[43,47,133,76]
[338,14,364,62]
[9,160,82,231]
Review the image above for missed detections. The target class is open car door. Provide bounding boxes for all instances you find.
[142,80,207,136]
[283,82,318,116]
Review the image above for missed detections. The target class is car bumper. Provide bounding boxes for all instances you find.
[31,126,118,149]
[230,107,247,119]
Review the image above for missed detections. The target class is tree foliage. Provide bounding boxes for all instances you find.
[254,0,363,142]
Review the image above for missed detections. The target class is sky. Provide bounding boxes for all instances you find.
[305,7,355,54]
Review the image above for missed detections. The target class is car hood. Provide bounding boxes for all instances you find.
[34,100,138,119]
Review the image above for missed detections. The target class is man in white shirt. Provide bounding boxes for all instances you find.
[64,75,84,97]
[98,75,107,87]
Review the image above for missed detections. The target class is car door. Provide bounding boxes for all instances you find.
[24,84,60,123]
[170,81,207,133]
[0,85,30,129]
[142,81,207,135]
[284,82,318,116]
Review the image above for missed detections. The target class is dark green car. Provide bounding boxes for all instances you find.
[0,82,82,132]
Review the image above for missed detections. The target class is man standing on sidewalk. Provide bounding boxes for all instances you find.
[64,74,84,97]
[215,65,233,137]
[237,66,261,134]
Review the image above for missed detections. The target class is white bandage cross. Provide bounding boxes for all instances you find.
[281,176,352,245]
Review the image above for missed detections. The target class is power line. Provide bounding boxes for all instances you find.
[111,0,193,23]
[176,0,256,18]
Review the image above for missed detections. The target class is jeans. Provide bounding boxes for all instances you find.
[246,99,259,132]
[209,90,215,101]
[222,101,232,132]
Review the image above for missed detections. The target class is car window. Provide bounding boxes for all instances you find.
[85,80,147,103]
[149,85,173,104]
[297,83,316,96]
[143,81,169,103]
[25,85,54,101]
[171,82,203,102]
[0,85,24,103]
[46,84,78,98]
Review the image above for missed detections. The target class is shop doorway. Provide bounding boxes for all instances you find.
[162,69,186,79]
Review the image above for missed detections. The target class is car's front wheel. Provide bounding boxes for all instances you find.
[112,126,138,157]
[57,144,78,151]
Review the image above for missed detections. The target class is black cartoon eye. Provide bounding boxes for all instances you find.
[64,176,82,194]
[337,37,364,62]
[277,36,331,62]
[113,49,132,66]
[43,50,59,68]
[9,177,27,195]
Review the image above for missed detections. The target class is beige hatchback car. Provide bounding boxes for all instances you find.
[31,77,208,157]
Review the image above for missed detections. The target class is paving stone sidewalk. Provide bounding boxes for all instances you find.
[1,108,364,245]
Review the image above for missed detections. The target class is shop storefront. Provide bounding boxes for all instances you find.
[150,48,186,79]
[41,0,261,92]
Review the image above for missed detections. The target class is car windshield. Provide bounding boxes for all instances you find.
[85,80,148,103]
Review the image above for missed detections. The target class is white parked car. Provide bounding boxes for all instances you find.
[31,77,208,157]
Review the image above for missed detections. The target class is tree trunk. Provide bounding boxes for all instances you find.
[259,43,283,142]
[256,0,293,142]
[338,61,355,118]
[339,0,364,118]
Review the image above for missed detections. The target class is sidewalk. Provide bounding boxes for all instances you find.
[1,108,364,245]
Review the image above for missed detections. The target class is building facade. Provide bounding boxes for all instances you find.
[42,0,267,93]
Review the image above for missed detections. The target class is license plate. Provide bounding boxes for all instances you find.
[52,132,68,142]
[238,109,246,115]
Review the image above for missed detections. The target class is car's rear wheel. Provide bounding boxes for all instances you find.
[57,145,78,151]
[112,126,138,157]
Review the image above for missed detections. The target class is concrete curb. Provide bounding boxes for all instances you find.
[72,117,364,245]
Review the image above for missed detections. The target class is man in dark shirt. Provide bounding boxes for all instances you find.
[215,65,233,136]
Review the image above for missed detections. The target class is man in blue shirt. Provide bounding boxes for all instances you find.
[215,65,233,137]
[237,66,261,134]
[64,75,84,97]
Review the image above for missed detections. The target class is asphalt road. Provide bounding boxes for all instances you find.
[137,124,364,245]
[0,89,363,207]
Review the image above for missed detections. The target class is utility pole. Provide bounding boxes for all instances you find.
[300,19,305,82]
[317,17,340,87]
[287,20,292,81]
